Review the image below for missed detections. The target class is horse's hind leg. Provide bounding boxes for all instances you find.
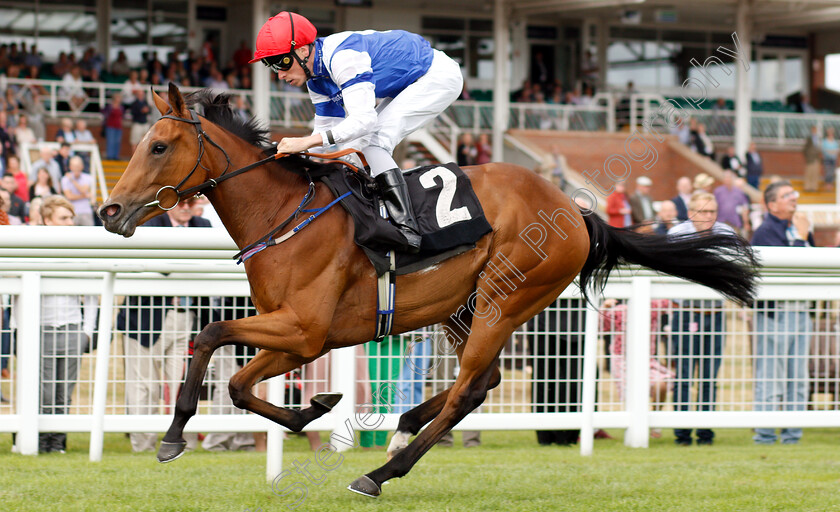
[387,315,501,460]
[350,319,511,497]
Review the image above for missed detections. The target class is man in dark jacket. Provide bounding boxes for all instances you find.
[744,142,764,190]
[117,198,212,452]
[751,180,812,445]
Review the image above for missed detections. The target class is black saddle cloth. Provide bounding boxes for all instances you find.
[316,162,493,276]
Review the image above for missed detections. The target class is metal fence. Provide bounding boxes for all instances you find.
[1,227,840,478]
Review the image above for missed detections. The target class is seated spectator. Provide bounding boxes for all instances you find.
[60,156,94,225]
[0,189,11,225]
[654,200,678,235]
[21,89,46,141]
[79,47,104,81]
[30,167,57,200]
[73,119,96,144]
[27,196,43,225]
[6,155,28,202]
[13,114,36,147]
[111,51,131,78]
[52,52,72,78]
[59,66,87,111]
[0,111,16,156]
[54,142,72,177]
[23,44,42,70]
[55,118,76,145]
[0,187,23,224]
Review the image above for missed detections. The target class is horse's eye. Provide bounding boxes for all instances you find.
[152,143,167,155]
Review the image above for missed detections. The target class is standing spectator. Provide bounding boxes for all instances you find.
[628,176,655,224]
[601,297,675,438]
[668,192,733,446]
[29,147,61,192]
[13,114,36,147]
[653,200,678,235]
[55,118,76,145]
[672,176,693,222]
[128,90,151,154]
[822,127,838,191]
[116,197,210,453]
[21,90,47,142]
[232,40,252,70]
[433,337,481,449]
[745,142,764,190]
[691,123,714,159]
[121,70,144,102]
[360,337,406,450]
[1,172,26,222]
[751,180,813,445]
[102,93,125,160]
[803,125,822,193]
[395,333,431,414]
[714,169,750,232]
[29,167,57,200]
[456,132,476,167]
[59,66,87,111]
[693,173,714,194]
[606,182,632,228]
[526,300,586,446]
[475,133,492,165]
[29,196,98,452]
[60,156,94,225]
[720,146,744,178]
[0,111,16,156]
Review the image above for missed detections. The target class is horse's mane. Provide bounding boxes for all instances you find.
[186,90,273,151]
[185,89,345,179]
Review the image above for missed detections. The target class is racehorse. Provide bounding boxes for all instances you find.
[99,83,758,497]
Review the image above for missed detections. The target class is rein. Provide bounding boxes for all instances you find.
[148,108,369,263]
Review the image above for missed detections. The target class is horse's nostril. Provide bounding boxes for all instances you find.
[103,204,121,218]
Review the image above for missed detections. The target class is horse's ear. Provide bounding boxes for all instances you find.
[151,87,169,116]
[168,82,188,117]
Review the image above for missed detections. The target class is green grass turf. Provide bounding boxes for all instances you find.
[1,428,839,511]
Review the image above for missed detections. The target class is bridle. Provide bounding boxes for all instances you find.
[144,109,276,210]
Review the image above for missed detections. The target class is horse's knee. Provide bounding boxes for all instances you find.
[228,377,249,410]
[487,367,502,391]
[193,322,225,353]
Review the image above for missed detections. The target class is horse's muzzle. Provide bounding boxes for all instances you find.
[98,201,138,237]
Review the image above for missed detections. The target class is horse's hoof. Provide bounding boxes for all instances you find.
[157,441,187,463]
[311,392,343,411]
[347,475,381,498]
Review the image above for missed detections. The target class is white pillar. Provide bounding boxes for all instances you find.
[187,0,200,53]
[265,374,285,482]
[492,0,510,162]
[734,0,753,159]
[252,0,270,126]
[17,273,41,456]
[89,272,116,462]
[580,300,600,456]
[510,15,528,96]
[624,276,651,448]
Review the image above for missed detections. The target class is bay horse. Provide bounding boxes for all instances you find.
[99,83,757,498]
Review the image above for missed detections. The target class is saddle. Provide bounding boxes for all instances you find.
[317,161,493,276]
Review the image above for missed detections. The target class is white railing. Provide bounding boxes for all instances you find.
[2,228,840,475]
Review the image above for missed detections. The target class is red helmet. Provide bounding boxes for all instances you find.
[249,12,317,64]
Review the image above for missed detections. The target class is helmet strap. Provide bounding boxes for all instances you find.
[286,11,313,81]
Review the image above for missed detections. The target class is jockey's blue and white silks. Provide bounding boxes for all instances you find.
[305,30,463,173]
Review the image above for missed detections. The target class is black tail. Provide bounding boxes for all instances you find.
[579,213,759,306]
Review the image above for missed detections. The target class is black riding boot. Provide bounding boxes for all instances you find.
[375,168,422,253]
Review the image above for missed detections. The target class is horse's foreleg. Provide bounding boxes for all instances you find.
[227,349,340,431]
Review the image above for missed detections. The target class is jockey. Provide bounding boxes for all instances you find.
[250,11,463,252]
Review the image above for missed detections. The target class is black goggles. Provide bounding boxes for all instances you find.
[262,53,295,72]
